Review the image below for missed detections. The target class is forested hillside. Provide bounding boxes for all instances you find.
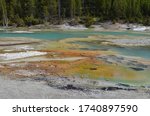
[0,0,150,27]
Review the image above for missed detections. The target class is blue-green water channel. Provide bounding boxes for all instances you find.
[0,31,149,40]
[78,41,150,59]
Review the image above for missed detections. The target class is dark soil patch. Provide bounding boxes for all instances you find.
[58,84,85,91]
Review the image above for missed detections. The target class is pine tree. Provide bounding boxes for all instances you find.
[58,0,61,19]
[75,0,82,17]
[0,0,8,27]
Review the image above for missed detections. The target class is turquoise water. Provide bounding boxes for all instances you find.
[0,31,88,40]
[0,31,149,40]
[78,41,150,59]
[0,30,150,59]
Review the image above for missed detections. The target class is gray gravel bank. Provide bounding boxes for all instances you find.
[0,76,150,99]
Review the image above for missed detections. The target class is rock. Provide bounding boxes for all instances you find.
[130,67,145,71]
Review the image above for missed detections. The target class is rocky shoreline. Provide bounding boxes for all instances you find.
[0,22,150,32]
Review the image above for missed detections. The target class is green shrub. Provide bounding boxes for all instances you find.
[84,16,95,27]
[17,18,25,27]
[24,16,40,26]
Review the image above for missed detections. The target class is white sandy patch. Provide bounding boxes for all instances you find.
[133,26,147,31]
[8,31,34,33]
[0,51,47,60]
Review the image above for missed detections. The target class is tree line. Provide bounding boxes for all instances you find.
[0,0,150,27]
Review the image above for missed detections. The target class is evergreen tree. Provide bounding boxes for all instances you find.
[0,0,8,27]
[0,0,150,26]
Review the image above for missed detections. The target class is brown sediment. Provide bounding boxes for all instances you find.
[42,49,101,58]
